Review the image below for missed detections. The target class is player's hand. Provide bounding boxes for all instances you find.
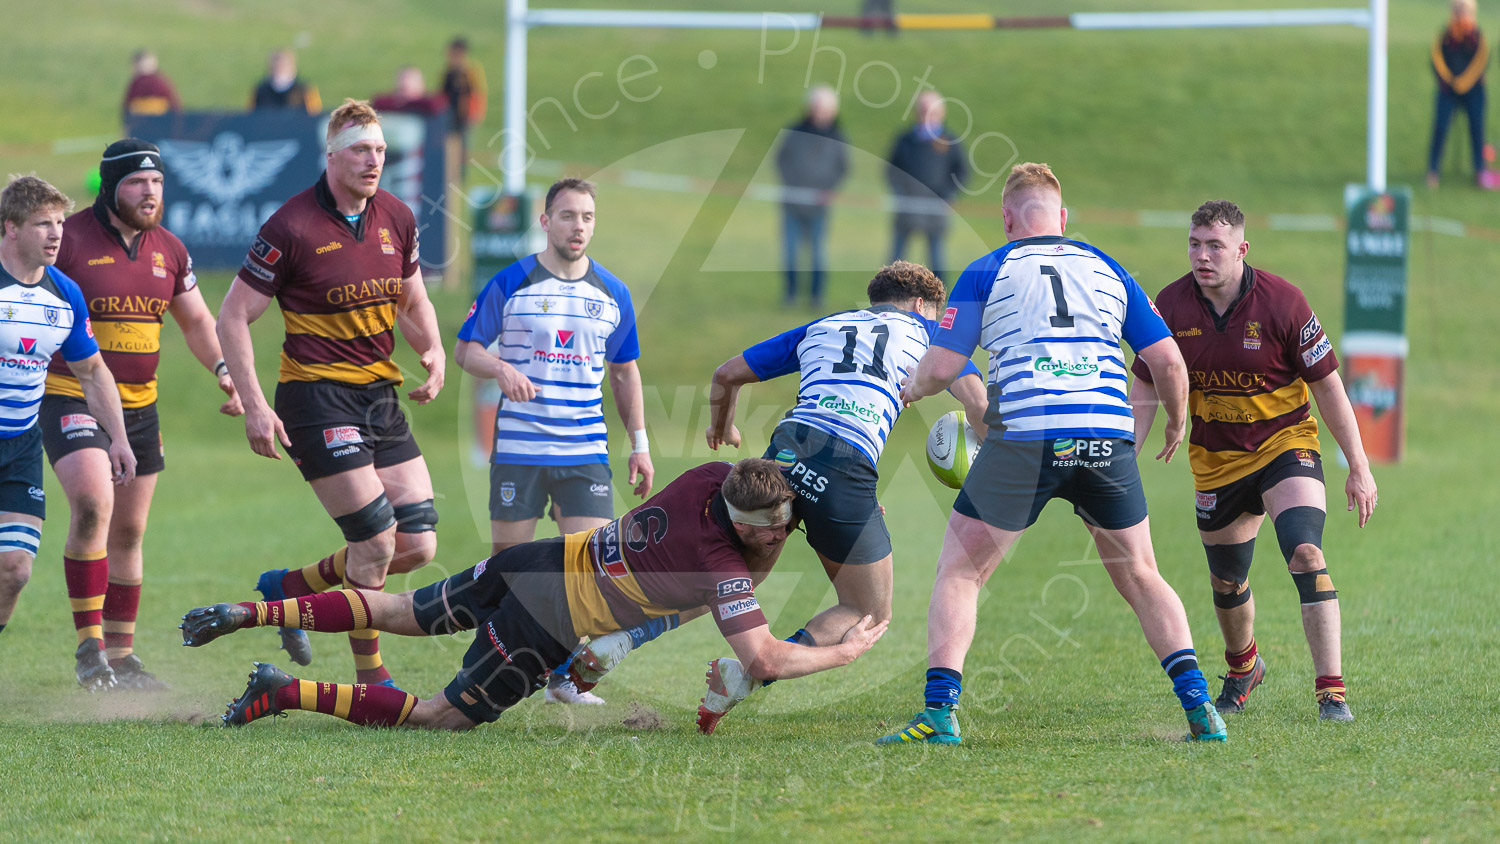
[839,615,890,662]
[107,440,137,486]
[705,424,741,450]
[1156,418,1186,463]
[627,451,654,498]
[245,405,291,459]
[1347,465,1377,528]
[899,377,918,407]
[408,349,445,404]
[217,374,244,417]
[495,362,537,403]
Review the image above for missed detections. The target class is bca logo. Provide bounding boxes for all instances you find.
[717,577,752,597]
[555,330,576,349]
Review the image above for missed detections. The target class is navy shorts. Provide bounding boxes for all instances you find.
[764,422,891,565]
[275,381,423,482]
[489,462,613,522]
[954,436,1147,532]
[1194,448,1324,532]
[0,426,47,519]
[410,539,577,724]
[39,395,166,476]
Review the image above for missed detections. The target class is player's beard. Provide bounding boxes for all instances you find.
[117,200,162,233]
[551,240,587,263]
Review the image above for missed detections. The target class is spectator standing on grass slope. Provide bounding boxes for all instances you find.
[1426,0,1498,189]
[47,140,242,692]
[121,50,180,124]
[372,67,448,117]
[887,91,968,281]
[250,49,321,115]
[876,163,1226,746]
[1128,200,1376,722]
[0,177,136,654]
[775,85,848,309]
[441,38,487,163]
[453,178,653,706]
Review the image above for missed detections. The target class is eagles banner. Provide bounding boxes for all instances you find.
[126,112,451,272]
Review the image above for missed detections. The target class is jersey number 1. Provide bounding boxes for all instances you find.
[1042,265,1074,328]
[833,324,889,379]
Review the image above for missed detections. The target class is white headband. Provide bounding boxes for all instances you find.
[725,499,793,527]
[327,124,384,153]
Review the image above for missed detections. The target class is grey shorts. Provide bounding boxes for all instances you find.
[489,462,613,522]
[953,437,1147,532]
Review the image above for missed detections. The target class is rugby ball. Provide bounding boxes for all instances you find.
[925,410,982,489]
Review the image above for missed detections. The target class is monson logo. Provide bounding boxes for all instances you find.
[1034,356,1099,377]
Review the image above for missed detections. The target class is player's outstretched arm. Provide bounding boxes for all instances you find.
[218,277,290,459]
[69,352,137,486]
[1134,337,1188,463]
[706,355,760,450]
[1128,376,1161,456]
[395,270,445,404]
[167,286,243,416]
[947,372,990,440]
[609,360,653,498]
[1307,371,1378,527]
[901,346,969,405]
[725,615,887,682]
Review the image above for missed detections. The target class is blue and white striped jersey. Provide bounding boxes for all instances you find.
[457,255,639,466]
[0,266,98,438]
[933,235,1171,442]
[743,304,980,467]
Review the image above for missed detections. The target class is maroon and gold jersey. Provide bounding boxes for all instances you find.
[562,463,769,639]
[49,205,196,408]
[239,175,419,386]
[1132,266,1338,489]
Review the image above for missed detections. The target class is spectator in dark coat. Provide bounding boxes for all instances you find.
[250,49,321,114]
[776,86,848,307]
[886,90,968,279]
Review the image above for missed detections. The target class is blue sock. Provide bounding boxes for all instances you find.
[622,613,681,650]
[924,667,962,709]
[762,628,816,687]
[1161,649,1211,710]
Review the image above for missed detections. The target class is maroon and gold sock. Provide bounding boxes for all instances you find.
[103,578,142,663]
[63,551,108,645]
[280,547,348,598]
[1315,674,1346,702]
[273,678,416,727]
[236,589,372,632]
[344,574,392,685]
[1225,638,1258,675]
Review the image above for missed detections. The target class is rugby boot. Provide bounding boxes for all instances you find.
[1317,692,1354,722]
[109,654,170,692]
[696,657,762,735]
[1184,702,1228,742]
[223,662,295,727]
[544,676,606,705]
[179,603,253,647]
[1213,654,1267,714]
[255,569,313,666]
[565,630,633,692]
[875,705,962,745]
[74,638,117,691]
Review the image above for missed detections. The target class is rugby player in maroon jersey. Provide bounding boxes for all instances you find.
[1130,200,1377,721]
[180,459,887,730]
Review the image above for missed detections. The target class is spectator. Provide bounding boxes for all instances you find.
[441,38,487,151]
[371,67,447,117]
[775,86,848,309]
[122,50,180,123]
[860,0,898,36]
[886,90,968,280]
[1427,0,1497,189]
[250,48,322,114]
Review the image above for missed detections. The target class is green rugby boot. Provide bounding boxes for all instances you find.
[875,705,961,745]
[1184,702,1228,742]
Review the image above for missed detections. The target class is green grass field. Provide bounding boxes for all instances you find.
[3,1,1499,841]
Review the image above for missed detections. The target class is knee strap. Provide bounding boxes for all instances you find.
[334,494,396,544]
[0,522,40,560]
[1273,506,1325,563]
[1292,568,1337,604]
[393,499,439,534]
[1205,539,1254,586]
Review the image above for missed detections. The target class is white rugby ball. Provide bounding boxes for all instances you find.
[926,410,982,490]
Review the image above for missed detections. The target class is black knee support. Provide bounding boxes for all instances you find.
[1292,568,1337,604]
[333,494,396,543]
[1273,506,1325,563]
[1206,540,1255,609]
[393,499,439,534]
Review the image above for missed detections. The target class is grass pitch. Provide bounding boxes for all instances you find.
[2,2,1498,841]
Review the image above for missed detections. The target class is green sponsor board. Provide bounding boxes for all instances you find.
[470,188,539,292]
[1342,184,1411,337]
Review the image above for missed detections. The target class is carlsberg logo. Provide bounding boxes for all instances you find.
[1034,356,1099,377]
[819,395,880,423]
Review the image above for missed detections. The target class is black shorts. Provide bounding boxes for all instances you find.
[1194,448,1324,533]
[489,462,612,522]
[275,381,422,482]
[410,538,577,724]
[954,437,1147,532]
[39,395,166,476]
[764,422,891,565]
[0,426,47,519]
